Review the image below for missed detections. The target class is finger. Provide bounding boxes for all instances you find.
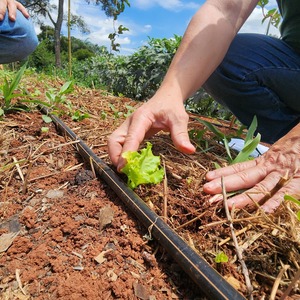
[0,1,7,20]
[7,1,29,21]
[206,159,258,181]
[203,164,267,194]
[169,114,196,154]
[14,1,29,19]
[261,178,300,213]
[225,171,286,211]
[108,111,154,171]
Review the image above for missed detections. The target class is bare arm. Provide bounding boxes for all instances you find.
[159,0,259,101]
[108,0,259,168]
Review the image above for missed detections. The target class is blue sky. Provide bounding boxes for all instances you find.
[43,0,279,55]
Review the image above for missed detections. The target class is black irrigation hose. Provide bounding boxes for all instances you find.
[40,106,246,300]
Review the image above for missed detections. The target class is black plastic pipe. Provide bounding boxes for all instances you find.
[40,106,246,300]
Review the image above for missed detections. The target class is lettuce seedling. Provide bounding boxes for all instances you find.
[121,142,164,189]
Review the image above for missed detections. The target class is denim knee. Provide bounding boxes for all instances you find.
[203,33,300,144]
[0,10,38,63]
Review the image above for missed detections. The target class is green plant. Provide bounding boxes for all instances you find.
[194,116,260,165]
[0,63,28,116]
[71,110,90,122]
[258,0,281,35]
[45,80,74,107]
[121,142,164,189]
[215,251,229,263]
[284,195,300,221]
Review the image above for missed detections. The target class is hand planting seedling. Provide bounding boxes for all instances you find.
[121,142,164,189]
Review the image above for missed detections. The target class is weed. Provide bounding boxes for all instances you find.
[215,251,229,263]
[0,63,28,116]
[42,80,89,122]
[193,116,261,165]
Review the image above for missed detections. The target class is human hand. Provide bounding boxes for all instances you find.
[108,94,196,171]
[0,0,29,21]
[203,125,300,212]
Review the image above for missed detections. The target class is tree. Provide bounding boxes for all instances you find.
[20,0,130,67]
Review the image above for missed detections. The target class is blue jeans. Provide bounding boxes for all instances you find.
[203,33,300,144]
[0,10,38,64]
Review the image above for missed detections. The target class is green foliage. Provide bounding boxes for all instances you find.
[257,0,281,35]
[0,63,29,116]
[215,251,229,263]
[121,142,164,189]
[45,80,74,107]
[73,49,95,61]
[193,116,261,165]
[77,35,182,100]
[42,80,89,122]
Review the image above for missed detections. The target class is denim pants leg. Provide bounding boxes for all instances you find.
[0,10,38,64]
[203,33,300,144]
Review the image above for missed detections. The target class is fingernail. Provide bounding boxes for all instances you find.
[9,14,16,21]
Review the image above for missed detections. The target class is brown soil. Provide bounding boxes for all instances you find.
[0,75,299,300]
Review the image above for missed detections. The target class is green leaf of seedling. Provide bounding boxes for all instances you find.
[42,115,52,123]
[121,142,164,189]
[215,251,228,263]
[244,116,258,144]
[195,118,226,140]
[41,127,49,133]
[2,63,27,102]
[59,81,74,95]
[284,194,300,206]
[232,133,261,164]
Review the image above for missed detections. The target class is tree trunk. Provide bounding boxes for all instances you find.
[54,0,64,68]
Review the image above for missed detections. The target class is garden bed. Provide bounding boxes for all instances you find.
[0,76,299,299]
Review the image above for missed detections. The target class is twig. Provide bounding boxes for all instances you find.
[270,264,289,300]
[176,211,206,230]
[199,216,261,230]
[279,267,300,300]
[13,157,24,182]
[221,177,254,299]
[257,171,290,207]
[16,269,26,295]
[218,224,252,246]
[163,161,168,222]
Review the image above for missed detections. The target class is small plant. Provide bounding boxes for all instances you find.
[71,110,90,122]
[43,81,90,122]
[121,142,164,189]
[194,116,261,165]
[109,103,123,119]
[0,63,28,116]
[41,127,49,133]
[45,80,74,108]
[215,251,229,263]
[284,194,300,221]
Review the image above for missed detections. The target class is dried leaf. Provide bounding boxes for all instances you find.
[99,206,114,231]
[133,281,149,300]
[0,232,19,252]
[94,249,113,264]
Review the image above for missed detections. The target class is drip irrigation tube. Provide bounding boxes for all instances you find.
[40,106,246,300]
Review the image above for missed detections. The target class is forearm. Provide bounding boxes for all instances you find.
[157,0,259,101]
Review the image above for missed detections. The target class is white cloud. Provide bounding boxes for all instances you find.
[240,6,280,36]
[135,0,199,11]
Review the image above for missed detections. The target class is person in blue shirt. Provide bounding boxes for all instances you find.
[108,0,300,213]
[0,0,38,63]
